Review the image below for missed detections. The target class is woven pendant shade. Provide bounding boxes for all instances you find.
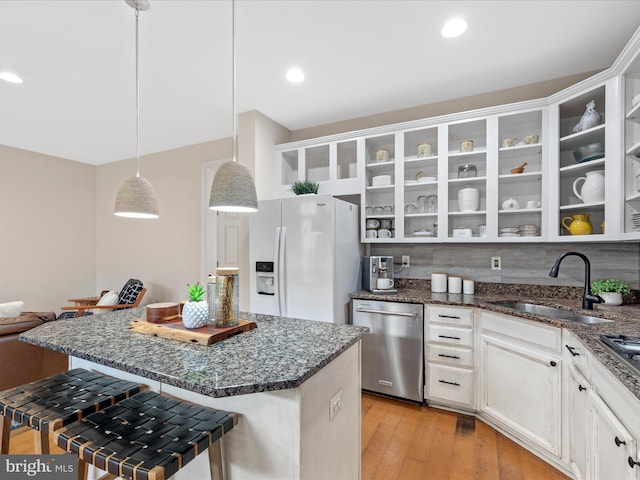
[209,160,258,212]
[114,176,159,218]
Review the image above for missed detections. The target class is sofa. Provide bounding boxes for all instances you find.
[0,312,68,391]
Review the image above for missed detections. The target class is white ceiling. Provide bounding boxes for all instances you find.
[1,0,640,165]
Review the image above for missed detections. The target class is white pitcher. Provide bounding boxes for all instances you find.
[573,170,605,203]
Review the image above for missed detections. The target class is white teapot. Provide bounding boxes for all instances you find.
[502,198,520,210]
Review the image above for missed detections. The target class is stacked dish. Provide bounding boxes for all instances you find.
[499,227,520,237]
[631,213,640,229]
[518,224,539,236]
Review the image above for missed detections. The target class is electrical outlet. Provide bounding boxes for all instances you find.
[329,389,343,421]
[491,256,502,270]
[402,255,410,268]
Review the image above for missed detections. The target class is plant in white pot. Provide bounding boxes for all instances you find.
[182,282,209,329]
[591,279,630,306]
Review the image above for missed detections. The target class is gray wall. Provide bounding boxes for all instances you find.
[371,242,640,289]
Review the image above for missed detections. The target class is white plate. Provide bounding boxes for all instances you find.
[418,176,437,183]
[500,227,519,233]
[499,233,520,237]
[404,180,418,185]
[413,231,433,236]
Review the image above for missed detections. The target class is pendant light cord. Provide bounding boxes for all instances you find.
[135,6,141,177]
[232,0,237,163]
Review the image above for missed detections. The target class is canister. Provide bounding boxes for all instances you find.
[431,272,448,293]
[448,276,462,294]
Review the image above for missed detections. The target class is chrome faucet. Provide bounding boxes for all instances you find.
[549,251,603,310]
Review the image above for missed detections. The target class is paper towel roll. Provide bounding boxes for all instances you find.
[431,273,448,293]
[448,276,462,294]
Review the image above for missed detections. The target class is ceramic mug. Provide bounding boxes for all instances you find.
[366,218,380,229]
[460,140,474,153]
[365,229,378,238]
[376,149,390,162]
[380,219,392,229]
[417,142,432,158]
[378,228,392,238]
[377,278,394,289]
[526,200,541,209]
[524,134,540,145]
[502,138,519,148]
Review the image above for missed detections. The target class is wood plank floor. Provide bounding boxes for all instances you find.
[8,394,570,479]
[362,393,570,480]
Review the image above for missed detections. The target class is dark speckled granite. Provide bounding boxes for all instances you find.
[19,307,368,398]
[351,283,640,402]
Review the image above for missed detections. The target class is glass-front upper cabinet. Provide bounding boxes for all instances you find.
[445,118,487,240]
[496,109,545,241]
[402,126,439,240]
[553,84,609,240]
[623,57,640,239]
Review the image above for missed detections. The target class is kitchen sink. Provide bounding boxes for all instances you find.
[494,302,614,325]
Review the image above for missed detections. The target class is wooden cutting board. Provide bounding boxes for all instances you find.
[129,318,257,346]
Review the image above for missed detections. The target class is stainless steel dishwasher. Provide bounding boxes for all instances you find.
[351,299,424,403]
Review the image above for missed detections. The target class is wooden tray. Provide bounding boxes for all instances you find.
[129,318,257,346]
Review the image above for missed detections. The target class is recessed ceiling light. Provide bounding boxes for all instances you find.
[286,67,304,83]
[441,18,467,38]
[0,71,23,84]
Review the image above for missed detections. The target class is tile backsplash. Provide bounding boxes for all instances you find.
[370,242,640,289]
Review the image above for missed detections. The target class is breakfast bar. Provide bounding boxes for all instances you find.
[19,307,368,480]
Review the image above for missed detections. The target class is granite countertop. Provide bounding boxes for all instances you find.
[19,307,368,398]
[351,284,640,402]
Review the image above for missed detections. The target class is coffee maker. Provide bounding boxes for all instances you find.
[362,256,397,293]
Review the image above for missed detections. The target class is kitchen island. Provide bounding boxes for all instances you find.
[20,307,368,480]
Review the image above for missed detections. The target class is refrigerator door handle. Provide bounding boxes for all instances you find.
[273,227,282,316]
[279,226,287,317]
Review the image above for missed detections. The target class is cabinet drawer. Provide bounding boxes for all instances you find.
[428,305,473,327]
[428,344,473,367]
[480,311,560,353]
[427,364,474,406]
[562,330,590,377]
[428,324,473,347]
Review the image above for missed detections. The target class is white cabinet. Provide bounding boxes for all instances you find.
[425,305,475,410]
[567,365,590,479]
[479,311,562,458]
[622,53,640,239]
[592,392,637,480]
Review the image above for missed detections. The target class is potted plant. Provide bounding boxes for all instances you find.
[591,278,630,306]
[291,180,319,195]
[182,282,209,329]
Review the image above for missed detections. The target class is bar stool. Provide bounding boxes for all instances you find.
[54,390,238,480]
[0,368,145,454]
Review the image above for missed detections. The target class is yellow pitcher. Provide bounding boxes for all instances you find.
[561,214,592,235]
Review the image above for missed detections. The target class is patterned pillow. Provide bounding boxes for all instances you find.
[118,279,143,305]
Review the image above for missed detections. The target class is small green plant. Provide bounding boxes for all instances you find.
[591,279,631,296]
[187,282,206,302]
[291,180,319,195]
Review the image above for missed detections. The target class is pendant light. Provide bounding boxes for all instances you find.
[114,0,159,219]
[209,0,258,213]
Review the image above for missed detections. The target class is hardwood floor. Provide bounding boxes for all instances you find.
[362,393,570,480]
[9,394,569,479]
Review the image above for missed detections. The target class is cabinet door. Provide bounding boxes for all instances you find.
[592,392,637,480]
[480,335,561,456]
[568,365,590,480]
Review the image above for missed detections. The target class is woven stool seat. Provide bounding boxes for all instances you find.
[55,391,238,480]
[0,368,145,434]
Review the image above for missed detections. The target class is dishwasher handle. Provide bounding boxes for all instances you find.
[355,307,417,318]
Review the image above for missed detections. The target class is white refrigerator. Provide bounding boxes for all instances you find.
[249,194,361,324]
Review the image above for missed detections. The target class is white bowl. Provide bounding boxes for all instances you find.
[418,176,437,183]
[372,175,392,186]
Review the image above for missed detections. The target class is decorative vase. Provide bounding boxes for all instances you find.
[599,292,623,306]
[215,267,239,328]
[181,300,209,329]
[561,214,592,235]
[573,170,605,203]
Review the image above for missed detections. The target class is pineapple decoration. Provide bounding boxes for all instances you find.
[182,282,209,329]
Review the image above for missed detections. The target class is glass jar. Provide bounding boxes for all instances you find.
[215,267,239,327]
[207,275,217,322]
[417,196,427,213]
[458,164,477,178]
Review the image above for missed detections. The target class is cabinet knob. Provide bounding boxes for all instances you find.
[616,436,627,447]
[628,457,640,469]
[550,361,557,367]
[565,345,580,356]
[578,385,587,392]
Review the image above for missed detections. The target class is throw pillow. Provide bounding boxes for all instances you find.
[0,301,25,318]
[92,291,119,314]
